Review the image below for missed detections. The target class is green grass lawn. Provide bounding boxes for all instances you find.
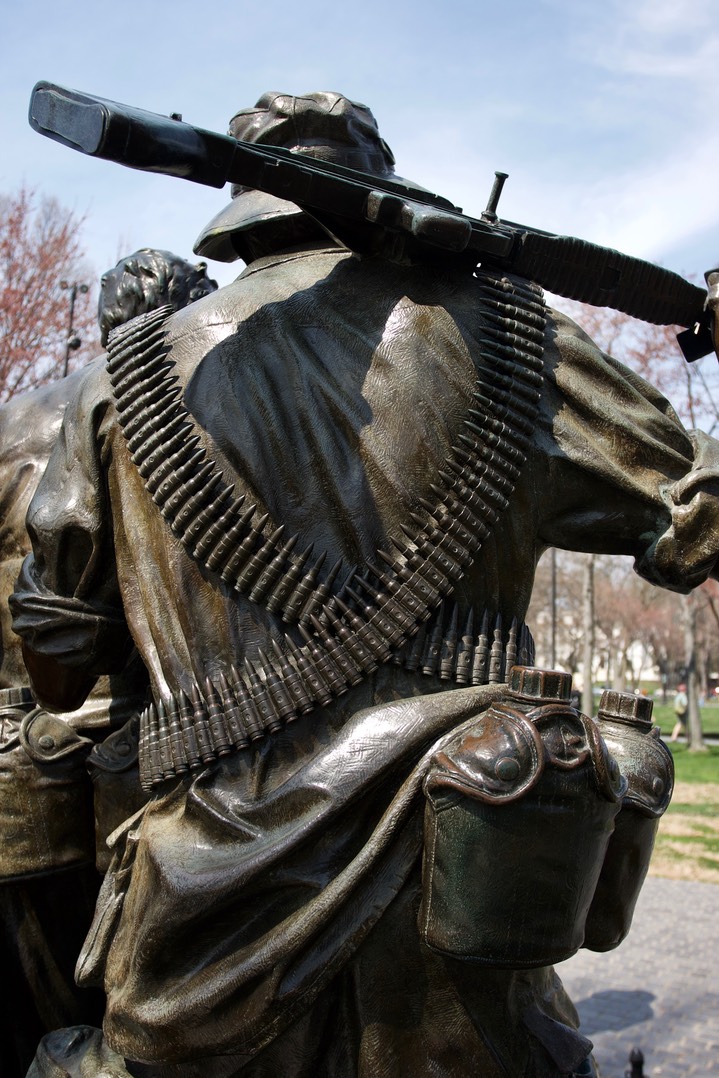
[667,742,719,784]
[654,745,719,882]
[651,702,719,738]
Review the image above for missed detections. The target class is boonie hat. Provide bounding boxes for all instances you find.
[194,91,397,262]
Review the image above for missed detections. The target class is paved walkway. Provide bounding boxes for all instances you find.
[557,877,719,1078]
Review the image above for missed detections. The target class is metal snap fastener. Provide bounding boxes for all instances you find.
[116,741,131,756]
[38,735,55,750]
[495,757,520,782]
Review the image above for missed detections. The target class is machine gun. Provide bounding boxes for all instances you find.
[29,81,713,360]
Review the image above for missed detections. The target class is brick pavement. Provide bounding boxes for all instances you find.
[557,877,719,1078]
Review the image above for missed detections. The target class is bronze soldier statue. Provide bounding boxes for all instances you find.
[0,249,216,691]
[11,92,719,1076]
[0,249,216,1078]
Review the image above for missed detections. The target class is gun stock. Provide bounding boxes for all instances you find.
[29,82,236,187]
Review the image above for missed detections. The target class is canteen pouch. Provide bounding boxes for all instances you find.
[419,667,625,967]
[583,690,673,951]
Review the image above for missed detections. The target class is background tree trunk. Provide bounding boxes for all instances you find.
[556,551,560,668]
[683,592,707,752]
[581,554,595,716]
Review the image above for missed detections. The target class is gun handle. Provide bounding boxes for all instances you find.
[677,313,715,362]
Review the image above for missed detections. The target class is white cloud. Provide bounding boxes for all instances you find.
[573,0,719,88]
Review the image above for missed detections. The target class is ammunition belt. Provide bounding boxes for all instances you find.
[138,605,535,790]
[106,270,546,790]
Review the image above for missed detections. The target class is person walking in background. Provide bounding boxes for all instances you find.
[671,682,689,741]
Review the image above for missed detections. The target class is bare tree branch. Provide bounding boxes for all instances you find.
[0,187,100,402]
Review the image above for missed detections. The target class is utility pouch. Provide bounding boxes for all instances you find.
[583,690,673,951]
[0,701,95,880]
[419,667,625,967]
[88,714,146,873]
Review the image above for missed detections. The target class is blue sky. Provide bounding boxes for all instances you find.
[2,0,718,289]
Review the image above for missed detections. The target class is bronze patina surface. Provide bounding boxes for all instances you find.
[11,90,719,1077]
[0,251,216,1078]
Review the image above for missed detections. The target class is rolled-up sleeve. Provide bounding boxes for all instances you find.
[643,428,719,589]
[536,310,719,592]
[11,555,131,672]
[9,360,132,675]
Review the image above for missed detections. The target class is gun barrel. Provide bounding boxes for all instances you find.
[512,230,707,333]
